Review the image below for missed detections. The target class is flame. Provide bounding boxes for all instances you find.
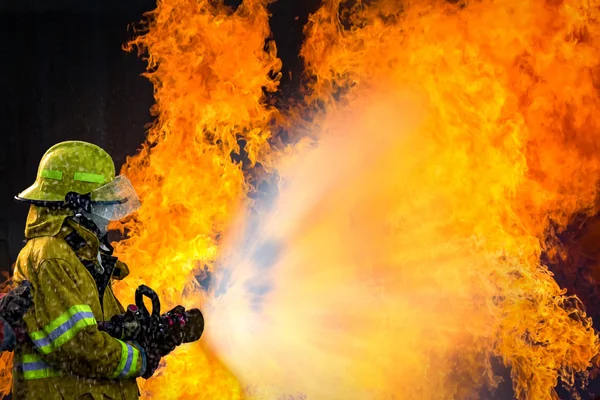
[112,0,281,398]
[0,352,12,396]
[287,0,600,397]
[302,0,600,397]
[115,0,600,399]
[0,0,593,399]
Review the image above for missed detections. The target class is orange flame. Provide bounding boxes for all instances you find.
[40,0,600,399]
[291,0,600,397]
[112,0,281,398]
[0,353,12,396]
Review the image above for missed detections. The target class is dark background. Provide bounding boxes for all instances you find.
[1,0,598,399]
[0,0,320,272]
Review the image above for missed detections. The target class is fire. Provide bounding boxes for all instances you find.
[0,353,11,396]
[112,0,281,398]
[116,0,600,399]
[288,0,600,397]
[1,0,600,399]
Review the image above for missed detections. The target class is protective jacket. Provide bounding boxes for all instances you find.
[12,206,144,400]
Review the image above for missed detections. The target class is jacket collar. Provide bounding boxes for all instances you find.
[57,219,100,261]
[24,205,72,239]
[24,206,130,280]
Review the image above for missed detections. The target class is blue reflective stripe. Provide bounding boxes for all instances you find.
[30,305,97,355]
[22,361,49,372]
[33,311,95,349]
[15,353,62,380]
[133,340,147,375]
[118,345,134,378]
[110,340,141,379]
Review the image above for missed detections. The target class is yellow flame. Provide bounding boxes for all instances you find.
[113,0,600,399]
[112,0,280,398]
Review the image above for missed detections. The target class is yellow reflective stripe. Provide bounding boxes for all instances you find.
[30,304,96,355]
[24,368,61,380]
[22,353,43,363]
[17,353,62,380]
[73,172,105,184]
[30,305,93,339]
[110,340,129,379]
[40,169,63,180]
[109,340,140,379]
[125,345,140,379]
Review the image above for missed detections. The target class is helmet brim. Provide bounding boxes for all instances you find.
[16,181,128,203]
[16,175,140,221]
[17,182,66,202]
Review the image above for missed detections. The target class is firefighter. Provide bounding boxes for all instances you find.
[11,141,164,399]
[0,281,32,352]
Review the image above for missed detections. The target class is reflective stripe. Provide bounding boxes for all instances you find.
[30,305,96,355]
[40,169,63,180]
[15,353,61,380]
[110,340,140,379]
[132,340,147,376]
[73,172,105,184]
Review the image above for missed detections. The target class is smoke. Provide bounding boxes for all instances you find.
[202,91,503,400]
[118,0,600,398]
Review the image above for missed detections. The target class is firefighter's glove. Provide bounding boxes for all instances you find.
[137,308,185,379]
[0,281,32,328]
[138,341,163,379]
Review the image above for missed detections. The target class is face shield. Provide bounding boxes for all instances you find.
[15,174,141,239]
[77,175,140,238]
[88,175,141,221]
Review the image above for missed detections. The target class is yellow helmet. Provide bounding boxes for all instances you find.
[16,141,140,221]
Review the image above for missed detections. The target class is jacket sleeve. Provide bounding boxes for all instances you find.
[24,258,146,379]
[0,316,16,352]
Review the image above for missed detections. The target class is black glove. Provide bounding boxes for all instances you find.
[160,306,187,350]
[98,284,204,379]
[0,281,32,328]
[139,306,187,379]
[139,342,163,379]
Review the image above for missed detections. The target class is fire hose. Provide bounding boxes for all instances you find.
[2,281,204,378]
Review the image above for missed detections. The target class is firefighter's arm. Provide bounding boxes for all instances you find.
[0,317,15,352]
[0,280,32,352]
[25,258,147,379]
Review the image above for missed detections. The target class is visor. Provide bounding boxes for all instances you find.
[88,175,141,221]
